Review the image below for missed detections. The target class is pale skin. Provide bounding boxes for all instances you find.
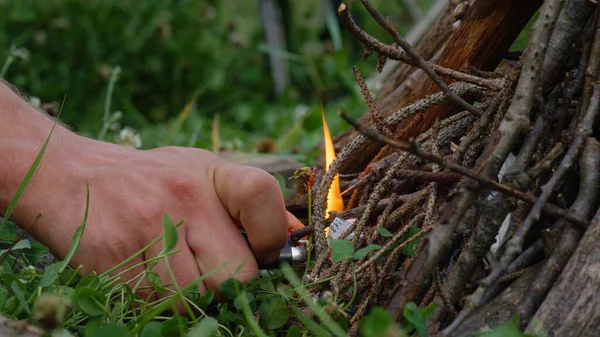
[0,81,304,302]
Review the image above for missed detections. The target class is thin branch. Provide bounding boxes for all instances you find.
[501,83,600,281]
[357,0,483,117]
[338,3,505,91]
[353,66,393,136]
[517,136,600,325]
[338,111,584,228]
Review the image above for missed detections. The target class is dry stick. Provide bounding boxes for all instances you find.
[576,8,600,122]
[337,3,505,92]
[336,194,428,292]
[517,137,600,325]
[330,190,426,224]
[480,241,544,305]
[369,193,399,244]
[353,66,393,137]
[346,168,461,197]
[540,0,597,92]
[382,213,427,273]
[346,155,404,247]
[497,83,600,286]
[452,89,508,164]
[341,153,399,196]
[439,0,566,330]
[424,118,442,226]
[433,114,546,321]
[391,170,462,189]
[357,0,483,117]
[474,144,565,305]
[383,191,429,229]
[368,0,449,89]
[503,84,600,271]
[435,267,457,317]
[309,83,484,280]
[338,111,584,228]
[356,214,428,279]
[527,143,565,178]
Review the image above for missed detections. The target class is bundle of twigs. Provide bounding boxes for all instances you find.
[302,0,600,335]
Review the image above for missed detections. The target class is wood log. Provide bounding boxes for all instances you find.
[524,206,600,336]
[449,264,542,337]
[335,0,542,173]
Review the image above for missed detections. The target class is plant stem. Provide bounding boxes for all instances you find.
[98,65,121,140]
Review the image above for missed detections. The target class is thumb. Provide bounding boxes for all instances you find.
[212,162,300,263]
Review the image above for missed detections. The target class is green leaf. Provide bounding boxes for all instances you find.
[75,274,101,291]
[330,239,355,262]
[0,221,18,243]
[4,296,18,313]
[147,272,166,294]
[360,307,394,337]
[293,307,331,337]
[192,289,214,308]
[73,287,107,317]
[39,262,62,288]
[218,277,242,300]
[353,244,381,260]
[188,317,219,337]
[10,280,30,315]
[234,291,255,310]
[400,227,421,256]
[162,315,188,337]
[162,214,178,253]
[377,226,393,237]
[131,264,229,335]
[281,263,346,337]
[92,323,130,337]
[403,302,426,337]
[0,239,31,256]
[19,241,49,266]
[285,325,303,337]
[420,303,437,318]
[59,185,90,274]
[259,296,289,330]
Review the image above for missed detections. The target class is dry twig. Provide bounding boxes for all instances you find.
[338,3,505,91]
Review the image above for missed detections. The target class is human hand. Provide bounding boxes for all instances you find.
[12,131,303,301]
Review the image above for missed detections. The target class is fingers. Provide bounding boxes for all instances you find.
[145,225,204,312]
[287,211,305,231]
[185,206,259,295]
[212,163,291,263]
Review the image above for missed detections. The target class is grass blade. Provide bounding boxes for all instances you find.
[281,263,346,337]
[58,184,90,274]
[0,97,65,233]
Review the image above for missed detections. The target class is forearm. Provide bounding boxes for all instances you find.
[0,81,76,224]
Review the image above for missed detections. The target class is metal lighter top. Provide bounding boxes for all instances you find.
[258,239,308,269]
[242,232,308,269]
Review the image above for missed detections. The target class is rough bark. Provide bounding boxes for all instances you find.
[526,191,600,336]
[335,0,543,174]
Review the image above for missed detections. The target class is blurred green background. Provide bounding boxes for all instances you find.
[0,0,439,163]
[1,0,530,164]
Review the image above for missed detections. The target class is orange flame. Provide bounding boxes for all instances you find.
[322,107,344,225]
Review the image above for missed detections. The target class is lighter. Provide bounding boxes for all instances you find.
[242,232,308,269]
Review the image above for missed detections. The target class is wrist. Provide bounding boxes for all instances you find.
[0,85,89,229]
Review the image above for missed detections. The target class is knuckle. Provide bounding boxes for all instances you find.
[238,167,279,199]
[164,173,198,201]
